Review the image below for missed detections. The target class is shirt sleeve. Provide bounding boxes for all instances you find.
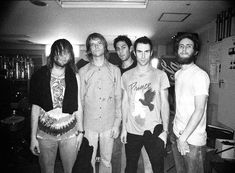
[113,67,122,128]
[193,70,210,96]
[78,68,86,107]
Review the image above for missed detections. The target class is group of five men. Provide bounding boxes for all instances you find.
[29,32,209,173]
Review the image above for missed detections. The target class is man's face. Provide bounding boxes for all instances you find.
[177,38,196,64]
[90,38,105,57]
[115,41,132,62]
[135,43,152,67]
[54,51,71,68]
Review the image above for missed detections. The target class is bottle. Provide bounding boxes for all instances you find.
[11,109,16,117]
[3,56,9,79]
[26,56,30,79]
[15,55,19,79]
[29,57,34,78]
[20,56,25,79]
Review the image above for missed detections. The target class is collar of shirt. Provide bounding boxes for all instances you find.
[88,59,112,73]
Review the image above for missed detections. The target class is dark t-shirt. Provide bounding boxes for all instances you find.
[118,59,137,75]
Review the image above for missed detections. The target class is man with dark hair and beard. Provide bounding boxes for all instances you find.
[170,33,210,173]
[29,39,84,173]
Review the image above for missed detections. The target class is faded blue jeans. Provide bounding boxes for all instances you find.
[38,136,78,173]
[170,132,206,173]
[85,129,114,173]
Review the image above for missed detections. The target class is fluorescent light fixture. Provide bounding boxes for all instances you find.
[57,0,148,8]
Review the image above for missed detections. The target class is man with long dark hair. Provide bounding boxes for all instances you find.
[170,33,210,173]
[79,33,122,173]
[29,39,84,173]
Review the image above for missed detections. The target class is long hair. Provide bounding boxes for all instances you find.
[86,32,109,61]
[47,39,77,73]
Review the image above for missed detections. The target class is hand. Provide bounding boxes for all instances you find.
[110,126,119,139]
[158,131,168,148]
[177,137,190,155]
[76,133,84,151]
[30,137,40,156]
[120,128,127,144]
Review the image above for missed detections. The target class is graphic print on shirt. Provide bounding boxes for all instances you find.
[51,76,65,108]
[130,81,155,126]
[139,89,155,111]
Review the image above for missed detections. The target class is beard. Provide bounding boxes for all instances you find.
[54,59,69,68]
[177,53,196,65]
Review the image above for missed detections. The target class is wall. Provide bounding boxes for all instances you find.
[156,11,235,129]
[195,20,218,125]
[196,15,235,130]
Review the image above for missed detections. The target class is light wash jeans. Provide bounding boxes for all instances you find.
[170,132,206,173]
[85,129,114,173]
[38,136,77,173]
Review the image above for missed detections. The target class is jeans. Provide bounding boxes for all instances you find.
[38,136,77,173]
[141,146,153,173]
[125,124,165,173]
[85,129,114,173]
[114,135,153,173]
[112,134,123,173]
[170,132,206,173]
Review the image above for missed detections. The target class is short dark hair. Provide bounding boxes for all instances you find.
[113,35,132,50]
[174,32,200,53]
[86,32,109,61]
[133,36,153,53]
[47,38,76,73]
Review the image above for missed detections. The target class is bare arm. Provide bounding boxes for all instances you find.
[75,73,84,132]
[158,88,170,147]
[179,95,208,141]
[30,104,40,155]
[120,88,128,144]
[160,88,170,132]
[177,95,208,155]
[74,74,84,150]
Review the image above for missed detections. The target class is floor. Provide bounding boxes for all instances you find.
[0,111,177,173]
[2,131,176,173]
[4,146,176,173]
[1,115,177,173]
